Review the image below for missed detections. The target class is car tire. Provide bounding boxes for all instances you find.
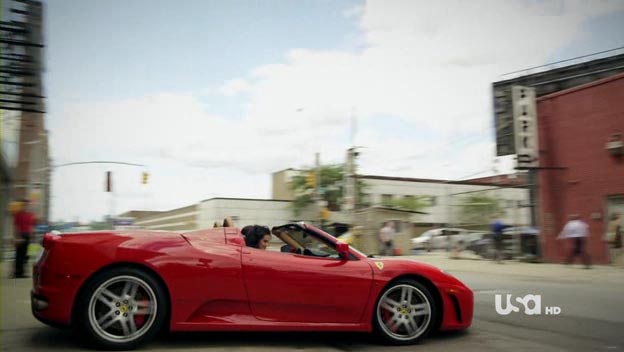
[74,267,168,350]
[373,279,437,345]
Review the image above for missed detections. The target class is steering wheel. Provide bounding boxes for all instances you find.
[295,248,314,256]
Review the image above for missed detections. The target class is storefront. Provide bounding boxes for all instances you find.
[537,73,624,264]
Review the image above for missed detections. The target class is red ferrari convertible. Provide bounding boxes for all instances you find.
[31,222,473,350]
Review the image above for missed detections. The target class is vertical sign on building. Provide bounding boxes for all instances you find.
[512,86,539,169]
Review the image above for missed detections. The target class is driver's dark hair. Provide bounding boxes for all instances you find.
[241,225,271,248]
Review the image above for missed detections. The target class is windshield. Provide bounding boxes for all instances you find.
[421,230,434,238]
[272,225,342,259]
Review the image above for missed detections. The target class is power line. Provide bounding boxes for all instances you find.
[501,45,624,78]
[374,127,495,165]
[54,161,147,168]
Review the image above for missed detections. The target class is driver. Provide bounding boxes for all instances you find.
[241,225,272,250]
[271,227,303,253]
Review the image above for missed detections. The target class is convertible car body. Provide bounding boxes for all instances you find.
[32,222,472,349]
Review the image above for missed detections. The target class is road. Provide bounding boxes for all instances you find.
[1,254,623,351]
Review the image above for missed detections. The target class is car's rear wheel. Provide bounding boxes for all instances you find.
[373,279,437,345]
[75,267,167,350]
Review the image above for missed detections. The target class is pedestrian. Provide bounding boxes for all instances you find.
[379,221,396,256]
[450,235,464,259]
[606,213,622,268]
[490,218,506,263]
[12,199,37,278]
[558,214,591,269]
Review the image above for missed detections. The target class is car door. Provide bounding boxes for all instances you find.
[241,243,373,324]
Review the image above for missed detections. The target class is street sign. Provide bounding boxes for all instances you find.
[512,86,539,168]
[493,85,516,156]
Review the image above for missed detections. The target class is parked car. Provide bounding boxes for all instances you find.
[464,232,496,258]
[32,221,473,349]
[503,226,540,260]
[465,227,539,260]
[411,230,434,250]
[411,228,469,251]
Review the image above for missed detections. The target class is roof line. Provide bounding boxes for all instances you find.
[200,197,293,203]
[538,71,624,101]
[358,174,526,187]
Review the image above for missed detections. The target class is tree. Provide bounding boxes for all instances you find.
[459,195,504,225]
[289,164,367,216]
[381,196,430,212]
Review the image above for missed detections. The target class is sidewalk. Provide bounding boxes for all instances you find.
[2,248,621,284]
[402,250,624,284]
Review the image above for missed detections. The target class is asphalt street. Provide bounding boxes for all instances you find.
[1,254,623,351]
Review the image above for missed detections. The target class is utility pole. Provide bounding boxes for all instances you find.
[314,152,323,224]
[344,147,359,225]
[344,107,360,226]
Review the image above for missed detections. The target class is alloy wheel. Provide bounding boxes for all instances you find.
[376,284,432,342]
[87,275,157,344]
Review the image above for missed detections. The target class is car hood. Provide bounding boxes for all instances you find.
[364,256,467,287]
[411,237,429,243]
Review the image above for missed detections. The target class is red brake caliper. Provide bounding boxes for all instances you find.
[134,299,148,327]
[382,305,398,332]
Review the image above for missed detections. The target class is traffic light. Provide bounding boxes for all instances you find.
[106,171,112,192]
[306,171,315,188]
[142,172,149,185]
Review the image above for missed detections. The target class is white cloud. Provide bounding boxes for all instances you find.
[49,0,623,221]
[219,78,251,97]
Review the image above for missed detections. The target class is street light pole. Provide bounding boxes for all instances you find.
[38,160,149,227]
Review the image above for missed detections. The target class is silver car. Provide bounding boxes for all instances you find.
[411,228,469,251]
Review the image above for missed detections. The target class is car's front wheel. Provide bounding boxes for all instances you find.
[373,279,437,345]
[75,267,168,350]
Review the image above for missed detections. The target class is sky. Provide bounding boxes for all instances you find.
[39,0,624,222]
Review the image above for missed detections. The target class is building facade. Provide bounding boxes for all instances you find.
[538,73,624,264]
[130,198,318,232]
[197,197,315,229]
[271,169,531,229]
[133,205,199,231]
[1,0,50,253]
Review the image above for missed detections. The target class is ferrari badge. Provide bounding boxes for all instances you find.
[375,261,384,270]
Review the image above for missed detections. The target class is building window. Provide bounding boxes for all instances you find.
[360,193,371,206]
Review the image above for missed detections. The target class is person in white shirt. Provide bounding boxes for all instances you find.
[379,221,396,256]
[558,214,591,268]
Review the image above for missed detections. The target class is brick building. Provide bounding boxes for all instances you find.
[538,73,624,264]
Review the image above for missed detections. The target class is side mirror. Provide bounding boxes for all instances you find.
[336,241,350,259]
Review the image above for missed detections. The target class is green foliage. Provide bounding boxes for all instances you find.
[89,221,113,230]
[381,196,430,212]
[289,164,367,216]
[460,195,504,224]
